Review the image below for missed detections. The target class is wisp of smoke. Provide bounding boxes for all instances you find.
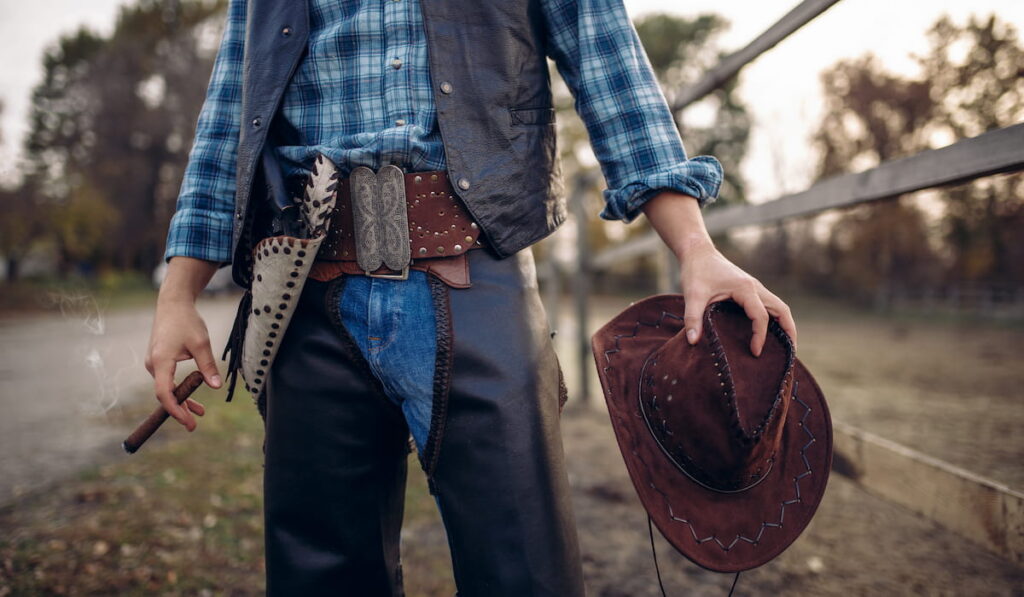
[47,291,139,414]
[49,292,106,335]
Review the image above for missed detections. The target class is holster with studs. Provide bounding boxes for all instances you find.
[240,152,338,402]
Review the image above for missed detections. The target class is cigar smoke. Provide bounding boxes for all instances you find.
[48,291,139,415]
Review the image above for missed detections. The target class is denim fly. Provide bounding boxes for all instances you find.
[335,269,436,453]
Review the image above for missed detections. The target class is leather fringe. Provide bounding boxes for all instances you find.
[221,289,252,403]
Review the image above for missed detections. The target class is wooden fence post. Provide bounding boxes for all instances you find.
[571,175,592,405]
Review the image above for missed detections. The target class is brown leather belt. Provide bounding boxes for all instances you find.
[309,169,485,288]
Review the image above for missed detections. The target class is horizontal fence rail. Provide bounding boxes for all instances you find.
[671,0,842,111]
[591,123,1024,270]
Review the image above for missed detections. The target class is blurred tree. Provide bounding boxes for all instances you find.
[49,182,122,275]
[0,183,41,282]
[808,13,1023,298]
[811,54,939,298]
[22,0,227,275]
[919,15,1024,285]
[0,100,45,282]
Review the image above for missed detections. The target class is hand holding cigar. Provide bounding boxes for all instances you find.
[123,371,207,454]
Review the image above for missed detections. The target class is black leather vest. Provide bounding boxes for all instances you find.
[230,0,565,286]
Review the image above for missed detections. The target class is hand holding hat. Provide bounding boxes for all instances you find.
[640,190,798,358]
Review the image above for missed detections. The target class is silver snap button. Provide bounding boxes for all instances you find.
[391,58,402,69]
[457,178,470,190]
[440,81,453,94]
[252,116,262,127]
[281,26,292,36]
[395,119,406,126]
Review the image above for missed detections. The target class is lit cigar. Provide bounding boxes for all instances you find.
[122,371,205,454]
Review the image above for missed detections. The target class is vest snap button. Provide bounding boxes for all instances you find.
[252,116,262,128]
[440,81,453,94]
[281,26,292,37]
[457,178,470,190]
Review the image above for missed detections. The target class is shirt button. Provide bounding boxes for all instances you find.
[457,178,470,190]
[440,81,453,94]
[391,58,402,69]
[395,119,406,126]
[252,116,262,128]
[281,26,292,37]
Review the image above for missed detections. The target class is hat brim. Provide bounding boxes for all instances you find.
[592,294,832,573]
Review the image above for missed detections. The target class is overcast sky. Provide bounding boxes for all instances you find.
[1,0,1022,200]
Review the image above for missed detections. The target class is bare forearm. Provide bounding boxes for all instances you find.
[158,256,219,304]
[640,190,714,258]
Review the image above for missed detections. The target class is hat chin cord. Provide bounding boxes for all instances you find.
[647,515,741,597]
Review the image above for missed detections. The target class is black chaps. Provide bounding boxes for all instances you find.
[261,247,586,596]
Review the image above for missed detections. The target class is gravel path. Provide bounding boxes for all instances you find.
[0,294,239,505]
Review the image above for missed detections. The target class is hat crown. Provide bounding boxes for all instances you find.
[639,301,795,493]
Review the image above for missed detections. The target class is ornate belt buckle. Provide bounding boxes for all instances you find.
[366,265,409,280]
[349,164,412,277]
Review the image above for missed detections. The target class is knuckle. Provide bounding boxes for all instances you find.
[151,349,173,363]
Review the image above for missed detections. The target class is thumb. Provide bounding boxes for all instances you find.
[683,292,709,346]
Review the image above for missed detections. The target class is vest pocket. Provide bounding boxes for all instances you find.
[509,106,556,126]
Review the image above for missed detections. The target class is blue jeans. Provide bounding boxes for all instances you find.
[334,269,436,453]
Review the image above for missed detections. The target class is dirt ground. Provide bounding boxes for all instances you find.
[1,291,1021,595]
[404,398,1024,597]
[552,294,1024,489]
[557,404,1024,596]
[3,395,1020,597]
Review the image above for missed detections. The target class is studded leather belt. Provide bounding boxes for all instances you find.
[309,168,485,288]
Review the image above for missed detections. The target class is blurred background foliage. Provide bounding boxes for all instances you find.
[0,2,1020,315]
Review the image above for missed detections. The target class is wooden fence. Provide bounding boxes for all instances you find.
[543,0,1024,564]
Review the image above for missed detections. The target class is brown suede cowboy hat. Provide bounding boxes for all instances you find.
[591,295,832,573]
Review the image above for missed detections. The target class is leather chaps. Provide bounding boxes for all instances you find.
[262,247,586,596]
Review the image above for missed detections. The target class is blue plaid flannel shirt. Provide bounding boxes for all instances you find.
[164,0,724,264]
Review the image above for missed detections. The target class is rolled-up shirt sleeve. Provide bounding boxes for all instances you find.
[163,0,246,264]
[542,0,724,223]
